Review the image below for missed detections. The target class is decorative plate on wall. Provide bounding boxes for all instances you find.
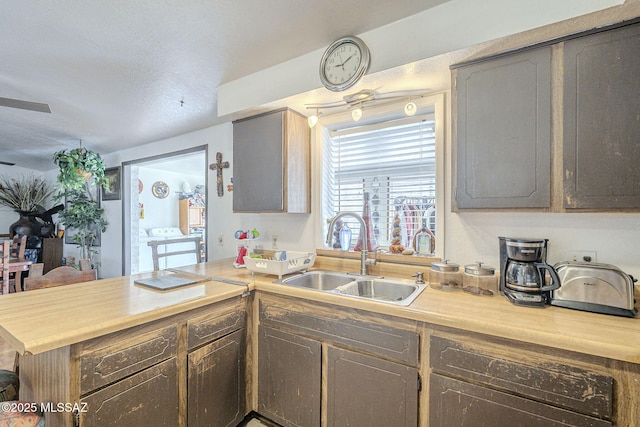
[138,179,144,194]
[151,181,169,199]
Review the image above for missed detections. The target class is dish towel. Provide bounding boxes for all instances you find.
[334,282,359,296]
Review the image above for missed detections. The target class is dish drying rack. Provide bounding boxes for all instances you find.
[243,250,316,280]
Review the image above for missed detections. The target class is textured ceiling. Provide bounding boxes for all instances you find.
[0,0,447,171]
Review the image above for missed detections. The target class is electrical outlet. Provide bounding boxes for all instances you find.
[217,235,224,246]
[566,250,597,263]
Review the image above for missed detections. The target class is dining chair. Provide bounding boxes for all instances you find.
[147,236,203,271]
[24,262,97,290]
[0,236,30,294]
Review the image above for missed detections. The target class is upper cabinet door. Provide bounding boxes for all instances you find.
[233,109,310,213]
[563,23,640,209]
[454,46,551,209]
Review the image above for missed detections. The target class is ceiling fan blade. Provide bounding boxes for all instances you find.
[0,97,51,113]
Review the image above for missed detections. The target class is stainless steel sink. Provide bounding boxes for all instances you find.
[280,270,356,291]
[280,271,427,306]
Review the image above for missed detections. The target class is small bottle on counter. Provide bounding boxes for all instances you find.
[462,262,498,296]
[429,260,462,290]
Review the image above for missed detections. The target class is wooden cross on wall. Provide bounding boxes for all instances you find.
[209,152,229,196]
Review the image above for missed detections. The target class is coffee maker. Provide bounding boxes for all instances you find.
[499,237,561,307]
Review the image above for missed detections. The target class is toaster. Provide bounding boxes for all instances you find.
[551,261,637,317]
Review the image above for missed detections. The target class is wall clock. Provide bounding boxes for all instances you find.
[151,181,169,199]
[319,36,370,92]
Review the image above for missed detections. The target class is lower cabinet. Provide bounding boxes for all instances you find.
[258,327,321,427]
[188,328,246,427]
[63,297,246,427]
[430,373,610,427]
[429,334,614,427]
[326,346,418,427]
[83,358,179,426]
[257,294,421,427]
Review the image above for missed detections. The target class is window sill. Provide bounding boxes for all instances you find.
[315,248,438,267]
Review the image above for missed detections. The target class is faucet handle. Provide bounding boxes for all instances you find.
[412,271,426,284]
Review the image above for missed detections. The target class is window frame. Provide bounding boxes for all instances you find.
[311,92,446,259]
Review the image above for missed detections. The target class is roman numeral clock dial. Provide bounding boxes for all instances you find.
[320,36,370,92]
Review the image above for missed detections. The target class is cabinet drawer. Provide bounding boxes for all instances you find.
[430,336,613,419]
[430,373,611,427]
[260,299,419,366]
[187,309,246,350]
[80,324,178,395]
[82,358,179,427]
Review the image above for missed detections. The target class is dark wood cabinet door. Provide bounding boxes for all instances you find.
[563,23,640,209]
[430,373,611,427]
[82,358,179,427]
[233,108,310,213]
[258,326,321,427]
[187,329,246,427]
[455,46,551,208]
[233,110,285,212]
[326,346,418,427]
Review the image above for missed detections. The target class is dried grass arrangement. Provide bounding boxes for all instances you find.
[0,174,54,212]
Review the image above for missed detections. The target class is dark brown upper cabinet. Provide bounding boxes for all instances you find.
[563,23,640,209]
[454,46,552,209]
[233,108,310,213]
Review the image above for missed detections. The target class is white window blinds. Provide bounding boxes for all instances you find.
[323,115,436,249]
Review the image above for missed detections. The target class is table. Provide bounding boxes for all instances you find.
[1,239,33,294]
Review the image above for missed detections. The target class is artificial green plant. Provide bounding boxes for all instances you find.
[53,147,109,263]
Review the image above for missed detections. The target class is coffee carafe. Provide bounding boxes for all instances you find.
[499,237,560,307]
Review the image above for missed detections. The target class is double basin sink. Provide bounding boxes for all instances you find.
[280,270,427,306]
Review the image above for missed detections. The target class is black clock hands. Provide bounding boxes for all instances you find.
[334,54,355,70]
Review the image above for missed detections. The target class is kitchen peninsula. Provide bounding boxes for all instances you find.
[0,256,638,426]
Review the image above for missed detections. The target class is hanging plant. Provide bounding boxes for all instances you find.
[53,147,109,196]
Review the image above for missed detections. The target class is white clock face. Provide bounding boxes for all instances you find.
[323,42,362,85]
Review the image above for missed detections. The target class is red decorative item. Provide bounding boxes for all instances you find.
[354,192,377,252]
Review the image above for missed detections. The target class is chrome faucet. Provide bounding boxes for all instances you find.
[326,212,375,276]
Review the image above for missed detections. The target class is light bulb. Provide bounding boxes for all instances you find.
[308,114,318,128]
[352,107,363,122]
[404,101,417,116]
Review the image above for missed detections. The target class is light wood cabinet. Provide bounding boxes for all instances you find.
[179,199,205,235]
[233,108,310,213]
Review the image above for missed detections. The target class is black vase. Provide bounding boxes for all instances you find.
[9,211,42,237]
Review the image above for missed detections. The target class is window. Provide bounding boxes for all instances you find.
[323,114,436,252]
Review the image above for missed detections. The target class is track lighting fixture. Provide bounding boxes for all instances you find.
[351,106,363,122]
[308,110,321,128]
[305,88,428,127]
[404,100,417,116]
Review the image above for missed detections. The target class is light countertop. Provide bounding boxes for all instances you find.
[0,257,638,364]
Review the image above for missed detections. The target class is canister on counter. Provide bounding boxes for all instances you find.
[462,262,498,296]
[430,260,462,291]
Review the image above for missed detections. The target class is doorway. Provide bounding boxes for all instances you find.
[122,146,207,275]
